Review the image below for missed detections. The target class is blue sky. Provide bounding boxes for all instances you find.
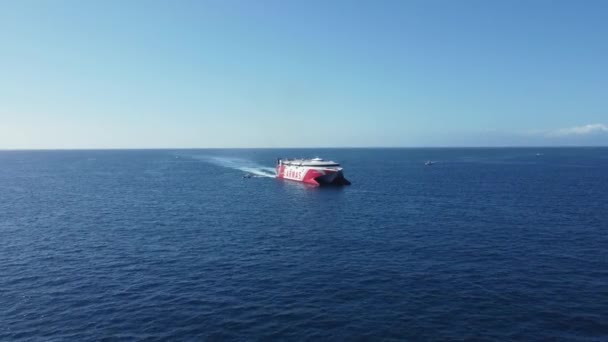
[1,0,607,148]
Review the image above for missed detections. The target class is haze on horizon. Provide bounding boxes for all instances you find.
[1,0,607,149]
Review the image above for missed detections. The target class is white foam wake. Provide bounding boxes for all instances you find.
[194,156,276,178]
[239,167,277,178]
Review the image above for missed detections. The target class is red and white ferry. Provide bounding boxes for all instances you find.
[276,157,351,186]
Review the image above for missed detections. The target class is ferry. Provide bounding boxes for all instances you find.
[276,157,351,186]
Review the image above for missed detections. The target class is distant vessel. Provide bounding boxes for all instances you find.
[425,160,434,166]
[276,157,351,186]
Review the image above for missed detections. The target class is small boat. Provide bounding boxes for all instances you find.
[242,174,253,179]
[425,160,434,166]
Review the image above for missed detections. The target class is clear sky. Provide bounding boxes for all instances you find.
[1,0,607,148]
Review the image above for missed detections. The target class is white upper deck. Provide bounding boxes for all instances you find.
[279,157,340,167]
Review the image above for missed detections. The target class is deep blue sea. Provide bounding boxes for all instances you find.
[1,148,607,341]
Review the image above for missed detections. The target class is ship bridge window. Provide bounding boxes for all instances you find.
[302,163,340,167]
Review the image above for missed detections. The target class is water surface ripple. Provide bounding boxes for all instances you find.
[1,148,607,340]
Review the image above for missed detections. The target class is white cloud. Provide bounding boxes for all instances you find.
[548,123,608,137]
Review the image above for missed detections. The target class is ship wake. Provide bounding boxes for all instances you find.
[195,156,276,178]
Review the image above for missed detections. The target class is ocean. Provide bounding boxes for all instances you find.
[1,148,607,340]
